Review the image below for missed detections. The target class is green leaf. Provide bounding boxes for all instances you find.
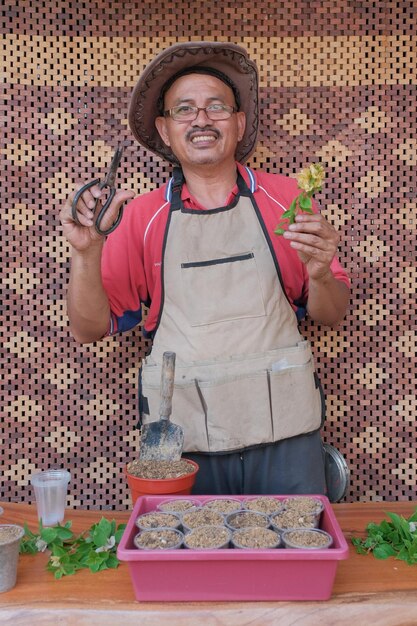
[91,518,113,547]
[50,544,68,558]
[19,523,40,554]
[105,553,120,569]
[41,527,59,544]
[373,543,397,559]
[298,194,312,211]
[274,227,285,235]
[55,526,74,541]
[115,525,127,543]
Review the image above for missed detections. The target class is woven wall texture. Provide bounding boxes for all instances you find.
[1,1,416,508]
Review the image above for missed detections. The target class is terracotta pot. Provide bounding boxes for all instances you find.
[125,460,199,504]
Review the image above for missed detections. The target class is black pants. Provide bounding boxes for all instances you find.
[185,430,326,495]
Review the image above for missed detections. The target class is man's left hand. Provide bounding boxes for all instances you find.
[283,213,339,281]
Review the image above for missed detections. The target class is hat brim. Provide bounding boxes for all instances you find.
[128,41,259,164]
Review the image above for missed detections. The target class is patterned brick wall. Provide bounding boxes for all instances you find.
[1,1,416,508]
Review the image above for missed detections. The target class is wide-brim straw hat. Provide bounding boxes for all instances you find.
[128,41,259,164]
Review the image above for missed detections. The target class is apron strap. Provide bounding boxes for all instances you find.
[170,166,251,213]
[170,166,185,212]
[236,170,251,196]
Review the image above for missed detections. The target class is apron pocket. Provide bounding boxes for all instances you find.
[180,252,266,326]
[269,359,322,441]
[198,371,272,453]
[141,376,209,452]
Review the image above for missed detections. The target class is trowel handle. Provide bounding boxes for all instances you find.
[159,351,176,420]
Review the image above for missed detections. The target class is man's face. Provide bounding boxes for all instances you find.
[155,73,246,169]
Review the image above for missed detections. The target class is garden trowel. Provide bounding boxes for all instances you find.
[139,351,184,461]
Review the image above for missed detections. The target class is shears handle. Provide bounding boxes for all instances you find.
[71,178,123,236]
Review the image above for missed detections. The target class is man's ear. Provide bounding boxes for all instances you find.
[236,111,246,143]
[155,116,171,147]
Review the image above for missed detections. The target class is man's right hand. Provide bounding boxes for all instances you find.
[60,183,135,251]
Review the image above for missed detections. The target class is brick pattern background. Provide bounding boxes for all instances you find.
[1,1,416,508]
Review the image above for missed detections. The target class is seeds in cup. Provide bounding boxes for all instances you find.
[270,509,317,530]
[281,528,333,549]
[182,508,224,530]
[134,528,183,550]
[135,511,180,530]
[242,496,283,515]
[226,510,270,530]
[158,499,200,513]
[281,496,324,516]
[232,527,281,549]
[202,498,242,514]
[184,525,231,549]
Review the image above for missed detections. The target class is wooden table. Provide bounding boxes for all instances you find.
[1,501,417,625]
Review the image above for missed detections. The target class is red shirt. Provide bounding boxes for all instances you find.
[102,163,350,335]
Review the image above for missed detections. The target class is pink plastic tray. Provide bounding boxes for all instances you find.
[117,494,349,601]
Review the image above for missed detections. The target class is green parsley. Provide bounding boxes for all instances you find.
[19,517,126,579]
[351,508,417,565]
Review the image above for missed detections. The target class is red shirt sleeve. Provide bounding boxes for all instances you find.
[101,187,168,335]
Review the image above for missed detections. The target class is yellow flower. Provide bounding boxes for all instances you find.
[295,163,325,195]
[274,162,326,235]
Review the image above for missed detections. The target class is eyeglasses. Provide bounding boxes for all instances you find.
[163,103,236,122]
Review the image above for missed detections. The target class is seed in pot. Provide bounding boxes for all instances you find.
[281,496,323,515]
[185,525,231,549]
[202,499,241,513]
[233,527,280,549]
[270,509,317,529]
[134,529,182,550]
[0,526,22,544]
[158,499,199,512]
[283,529,332,548]
[135,512,180,529]
[127,459,195,479]
[242,496,283,514]
[227,511,270,529]
[182,509,224,529]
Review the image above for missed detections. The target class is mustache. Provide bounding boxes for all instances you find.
[186,127,221,140]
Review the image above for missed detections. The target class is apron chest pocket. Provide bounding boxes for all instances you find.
[181,252,266,326]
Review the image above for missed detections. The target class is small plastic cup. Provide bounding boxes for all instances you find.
[30,469,70,526]
[133,528,184,550]
[231,527,281,549]
[225,510,270,531]
[242,496,284,515]
[135,511,181,531]
[202,498,242,514]
[281,528,333,549]
[269,509,320,533]
[181,508,225,533]
[157,498,201,513]
[281,496,324,523]
[183,525,231,550]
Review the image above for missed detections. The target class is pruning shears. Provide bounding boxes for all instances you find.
[71,145,124,236]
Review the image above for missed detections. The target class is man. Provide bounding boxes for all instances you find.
[61,42,350,495]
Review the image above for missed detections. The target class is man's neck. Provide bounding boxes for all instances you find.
[181,163,238,209]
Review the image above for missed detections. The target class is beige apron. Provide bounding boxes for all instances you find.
[141,172,322,453]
